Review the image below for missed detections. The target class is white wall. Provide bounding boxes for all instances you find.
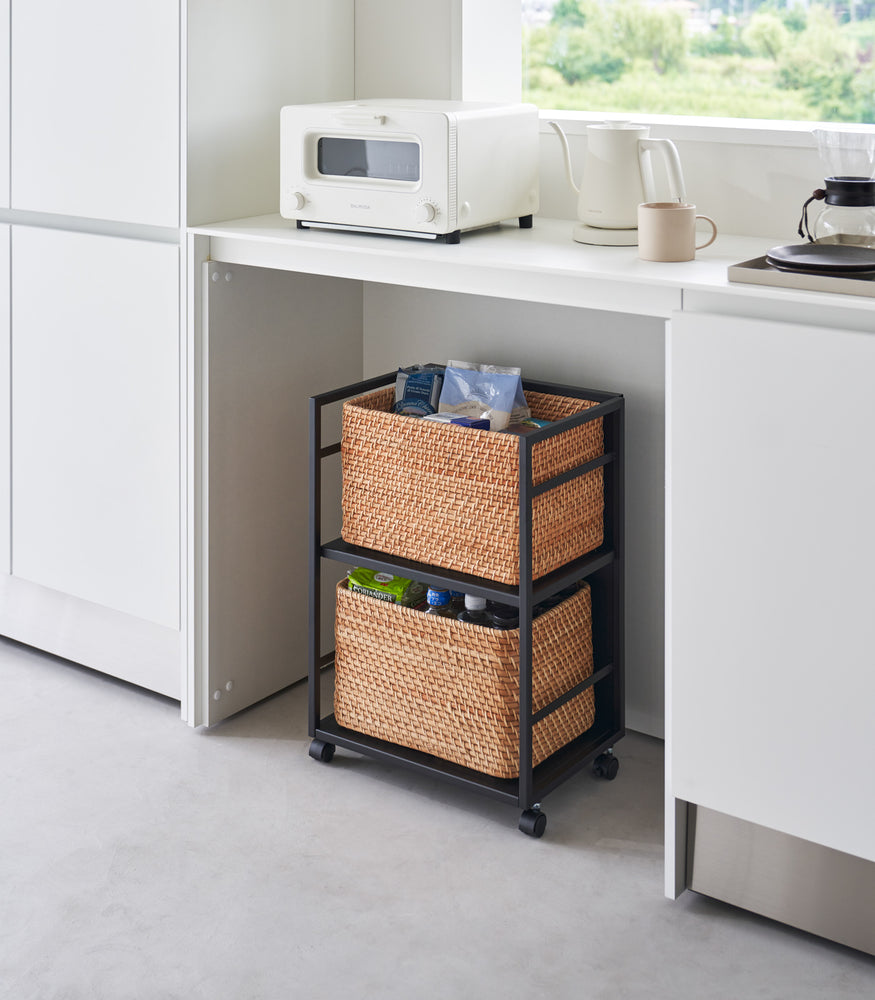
[362,284,666,738]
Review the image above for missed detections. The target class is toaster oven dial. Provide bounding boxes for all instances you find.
[288,191,306,211]
[414,201,437,224]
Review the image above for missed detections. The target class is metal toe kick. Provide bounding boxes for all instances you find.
[687,805,875,957]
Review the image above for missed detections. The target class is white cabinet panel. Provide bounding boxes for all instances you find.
[0,574,181,698]
[11,0,179,226]
[668,311,875,862]
[354,0,520,102]
[186,0,354,225]
[0,1,9,209]
[11,227,180,630]
[200,263,362,726]
[0,226,8,573]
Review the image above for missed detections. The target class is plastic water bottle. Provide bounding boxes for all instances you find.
[489,603,519,630]
[449,590,465,614]
[457,594,490,625]
[425,587,456,618]
[533,583,580,618]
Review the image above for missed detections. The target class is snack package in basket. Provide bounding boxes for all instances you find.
[392,364,445,416]
[438,360,530,431]
[346,568,426,607]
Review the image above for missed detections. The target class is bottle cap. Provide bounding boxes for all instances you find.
[464,595,487,611]
[427,587,450,607]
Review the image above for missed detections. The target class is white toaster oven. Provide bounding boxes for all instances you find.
[279,99,540,242]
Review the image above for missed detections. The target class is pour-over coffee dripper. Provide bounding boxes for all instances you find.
[814,127,875,179]
[798,128,875,248]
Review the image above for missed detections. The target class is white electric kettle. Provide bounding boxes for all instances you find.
[550,121,687,246]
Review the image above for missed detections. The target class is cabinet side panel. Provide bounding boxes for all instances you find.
[203,264,362,725]
[0,225,8,573]
[460,0,521,102]
[354,0,455,100]
[354,0,520,102]
[11,228,180,631]
[11,0,180,226]
[0,0,9,209]
[186,0,355,226]
[669,310,875,863]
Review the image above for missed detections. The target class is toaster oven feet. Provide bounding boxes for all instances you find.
[294,219,532,243]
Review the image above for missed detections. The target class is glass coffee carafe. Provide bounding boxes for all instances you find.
[798,129,875,248]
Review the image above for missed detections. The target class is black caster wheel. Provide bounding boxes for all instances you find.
[308,739,335,763]
[519,808,547,838]
[593,751,619,780]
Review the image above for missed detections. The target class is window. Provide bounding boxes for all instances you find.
[522,0,875,124]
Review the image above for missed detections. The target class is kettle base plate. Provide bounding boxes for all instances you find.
[572,222,639,246]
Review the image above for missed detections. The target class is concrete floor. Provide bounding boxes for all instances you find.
[1,636,873,1000]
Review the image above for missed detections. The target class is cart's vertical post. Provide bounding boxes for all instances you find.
[308,394,322,737]
[518,433,535,808]
[604,398,626,734]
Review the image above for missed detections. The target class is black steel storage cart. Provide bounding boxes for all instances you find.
[307,372,624,837]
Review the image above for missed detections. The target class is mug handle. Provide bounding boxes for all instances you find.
[695,215,718,250]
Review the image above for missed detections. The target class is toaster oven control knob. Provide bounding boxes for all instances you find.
[414,201,437,224]
[288,191,306,211]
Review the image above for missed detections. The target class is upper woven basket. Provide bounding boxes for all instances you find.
[340,386,604,584]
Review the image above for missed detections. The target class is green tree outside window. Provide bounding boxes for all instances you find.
[522,0,875,122]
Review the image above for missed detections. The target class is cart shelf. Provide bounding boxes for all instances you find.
[312,713,623,806]
[320,537,617,606]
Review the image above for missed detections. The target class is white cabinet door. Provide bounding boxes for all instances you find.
[668,310,875,863]
[11,0,179,227]
[11,227,180,633]
[0,225,8,572]
[0,0,9,209]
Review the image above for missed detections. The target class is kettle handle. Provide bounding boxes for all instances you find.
[547,121,581,197]
[639,138,687,203]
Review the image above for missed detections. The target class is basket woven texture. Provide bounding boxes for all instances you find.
[340,386,604,584]
[334,581,595,779]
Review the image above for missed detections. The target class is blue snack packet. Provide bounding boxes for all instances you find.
[393,364,445,415]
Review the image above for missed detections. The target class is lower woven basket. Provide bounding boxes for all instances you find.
[333,580,595,780]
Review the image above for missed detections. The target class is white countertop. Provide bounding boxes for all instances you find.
[190,214,875,319]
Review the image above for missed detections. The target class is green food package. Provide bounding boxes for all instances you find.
[347,568,426,606]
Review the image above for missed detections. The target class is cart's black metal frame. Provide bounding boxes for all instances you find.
[307,372,625,836]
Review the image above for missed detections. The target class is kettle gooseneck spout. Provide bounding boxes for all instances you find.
[548,121,580,197]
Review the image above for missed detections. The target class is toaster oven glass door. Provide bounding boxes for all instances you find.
[317,137,420,182]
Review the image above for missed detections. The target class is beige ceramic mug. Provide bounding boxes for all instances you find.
[637,202,718,261]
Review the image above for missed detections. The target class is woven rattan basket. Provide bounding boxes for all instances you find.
[340,386,604,584]
[333,580,595,779]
